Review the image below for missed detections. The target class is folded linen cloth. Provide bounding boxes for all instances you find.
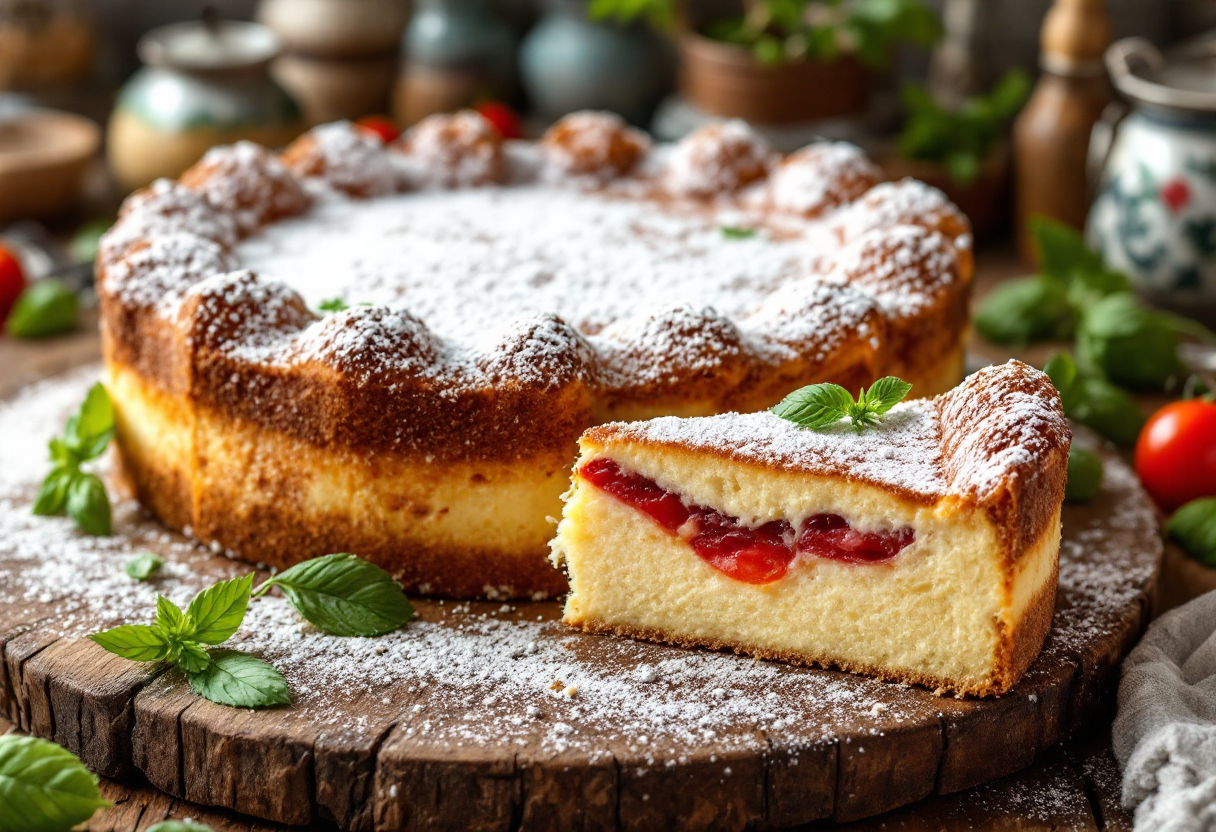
[1115,589,1216,831]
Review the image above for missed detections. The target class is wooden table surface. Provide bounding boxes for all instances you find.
[0,248,1149,831]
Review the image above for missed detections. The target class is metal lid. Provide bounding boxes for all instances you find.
[138,19,280,74]
[1107,35,1216,115]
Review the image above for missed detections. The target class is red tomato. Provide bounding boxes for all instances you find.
[0,243,27,327]
[354,115,401,144]
[475,101,523,140]
[1135,398,1216,511]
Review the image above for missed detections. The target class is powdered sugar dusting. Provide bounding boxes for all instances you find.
[769,142,881,216]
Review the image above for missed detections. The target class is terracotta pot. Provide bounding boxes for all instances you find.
[678,32,871,124]
[880,142,1011,240]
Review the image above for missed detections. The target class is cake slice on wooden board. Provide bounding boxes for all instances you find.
[550,360,1070,697]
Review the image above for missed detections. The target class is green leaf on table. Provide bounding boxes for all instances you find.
[5,280,78,339]
[1076,294,1185,389]
[254,553,415,637]
[1043,351,1078,396]
[1167,497,1216,568]
[974,277,1076,345]
[1064,447,1103,502]
[772,377,912,434]
[66,473,111,536]
[126,552,164,582]
[720,226,757,240]
[155,595,186,635]
[0,734,111,832]
[170,641,212,675]
[183,574,254,645]
[89,624,171,662]
[186,650,290,709]
[1042,352,1146,448]
[65,383,115,461]
[32,467,73,517]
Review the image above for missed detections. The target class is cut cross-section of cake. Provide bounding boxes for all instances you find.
[550,360,1070,696]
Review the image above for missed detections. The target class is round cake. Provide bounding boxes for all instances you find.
[97,111,974,599]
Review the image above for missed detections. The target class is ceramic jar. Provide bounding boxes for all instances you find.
[1087,37,1216,325]
[107,20,303,191]
[519,6,671,124]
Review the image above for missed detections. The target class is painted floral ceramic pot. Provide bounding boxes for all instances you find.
[1088,36,1216,325]
[107,20,303,191]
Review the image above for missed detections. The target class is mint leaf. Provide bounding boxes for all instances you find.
[65,383,114,461]
[1032,215,1107,284]
[126,552,164,581]
[183,574,253,645]
[861,377,913,415]
[1066,376,1146,449]
[147,822,215,832]
[254,553,415,637]
[1043,351,1078,396]
[975,277,1075,345]
[170,642,212,675]
[771,383,855,429]
[155,595,186,636]
[0,735,111,832]
[1168,498,1216,567]
[66,473,111,536]
[317,297,348,313]
[89,624,171,662]
[186,650,290,709]
[5,280,78,339]
[32,468,73,516]
[1064,447,1103,502]
[1076,294,1185,389]
[720,226,757,239]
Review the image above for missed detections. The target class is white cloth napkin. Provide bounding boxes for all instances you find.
[1115,589,1216,831]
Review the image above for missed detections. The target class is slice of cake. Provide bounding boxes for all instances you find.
[550,360,1070,696]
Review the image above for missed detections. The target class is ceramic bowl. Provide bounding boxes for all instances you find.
[0,109,99,223]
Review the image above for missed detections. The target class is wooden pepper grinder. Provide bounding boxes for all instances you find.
[1013,0,1112,262]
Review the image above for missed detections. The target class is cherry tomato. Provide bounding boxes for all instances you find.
[475,101,523,140]
[0,243,27,327]
[354,115,401,144]
[1135,398,1216,511]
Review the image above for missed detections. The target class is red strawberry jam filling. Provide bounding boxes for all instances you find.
[579,457,915,584]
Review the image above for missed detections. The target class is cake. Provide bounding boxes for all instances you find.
[551,361,1069,696]
[96,110,974,600]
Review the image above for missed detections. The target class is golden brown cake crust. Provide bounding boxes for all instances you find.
[98,113,976,597]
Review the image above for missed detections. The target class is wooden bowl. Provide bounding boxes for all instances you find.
[0,109,100,223]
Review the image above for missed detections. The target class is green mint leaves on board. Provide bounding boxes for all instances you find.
[252,553,415,637]
[1064,447,1103,502]
[898,69,1029,186]
[720,226,757,240]
[318,297,348,313]
[0,734,111,832]
[90,554,413,708]
[772,377,913,433]
[1076,293,1214,389]
[1168,498,1216,567]
[1044,352,1146,448]
[974,276,1076,345]
[33,383,114,535]
[5,279,78,339]
[126,551,164,581]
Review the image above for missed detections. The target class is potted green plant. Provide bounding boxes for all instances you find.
[881,70,1029,238]
[590,0,940,124]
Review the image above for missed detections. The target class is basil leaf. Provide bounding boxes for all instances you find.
[147,822,215,832]
[186,650,290,708]
[1064,447,1103,502]
[66,473,111,536]
[255,553,414,637]
[1064,377,1146,449]
[183,574,253,645]
[1030,215,1127,299]
[172,642,212,675]
[1076,294,1184,389]
[89,624,171,662]
[32,467,73,516]
[0,735,110,832]
[771,383,854,429]
[861,377,913,415]
[5,280,78,339]
[720,226,757,239]
[126,552,164,581]
[48,436,72,467]
[1043,351,1077,397]
[65,383,114,462]
[974,277,1075,345]
[155,595,186,636]
[1168,498,1216,567]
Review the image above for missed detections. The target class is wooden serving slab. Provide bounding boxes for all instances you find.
[0,367,1161,832]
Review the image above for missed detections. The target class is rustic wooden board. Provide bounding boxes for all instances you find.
[0,368,1161,832]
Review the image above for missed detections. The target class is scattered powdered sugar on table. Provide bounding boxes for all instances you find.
[0,369,1158,757]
